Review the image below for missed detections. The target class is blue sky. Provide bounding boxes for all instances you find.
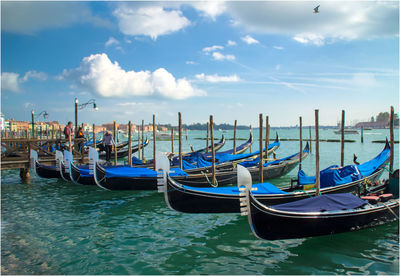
[1,1,399,127]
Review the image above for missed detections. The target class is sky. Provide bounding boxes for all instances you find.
[1,1,399,127]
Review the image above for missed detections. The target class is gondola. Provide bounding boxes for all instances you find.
[190,133,252,155]
[244,169,399,240]
[162,142,389,213]
[175,135,280,174]
[69,136,278,189]
[98,137,149,159]
[93,142,305,191]
[30,149,66,179]
[219,132,253,155]
[93,153,188,190]
[189,135,226,153]
[96,140,130,151]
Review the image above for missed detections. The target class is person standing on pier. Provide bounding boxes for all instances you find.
[76,127,85,152]
[64,121,73,139]
[102,130,115,163]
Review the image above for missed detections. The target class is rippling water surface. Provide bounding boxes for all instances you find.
[2,128,399,274]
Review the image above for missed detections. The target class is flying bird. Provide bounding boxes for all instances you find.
[314,5,320,14]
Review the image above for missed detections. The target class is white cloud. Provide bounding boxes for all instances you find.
[293,33,325,46]
[21,70,48,82]
[195,73,241,83]
[105,37,120,47]
[241,35,259,45]
[191,1,227,20]
[202,45,224,52]
[1,70,47,92]
[1,72,20,92]
[212,52,235,61]
[2,2,111,35]
[62,53,205,100]
[113,5,190,40]
[186,61,197,65]
[227,40,237,46]
[226,2,398,43]
[273,46,284,50]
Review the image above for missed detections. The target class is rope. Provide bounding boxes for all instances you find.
[381,202,399,220]
[293,189,313,198]
[383,166,395,175]
[201,171,218,187]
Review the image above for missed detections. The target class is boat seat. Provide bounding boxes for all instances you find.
[361,195,380,204]
[378,194,393,202]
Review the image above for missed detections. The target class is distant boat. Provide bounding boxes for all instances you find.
[334,129,359,134]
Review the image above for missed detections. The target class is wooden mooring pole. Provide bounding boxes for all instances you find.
[390,106,394,173]
[265,116,269,157]
[299,116,303,170]
[31,110,35,138]
[259,114,263,183]
[233,120,237,154]
[93,124,96,149]
[138,124,141,160]
[141,120,145,160]
[171,128,174,154]
[206,122,209,153]
[361,126,364,143]
[153,115,156,171]
[315,109,320,196]
[113,120,117,166]
[128,121,132,167]
[309,126,312,153]
[210,115,216,186]
[340,110,345,167]
[179,112,183,170]
[249,125,252,153]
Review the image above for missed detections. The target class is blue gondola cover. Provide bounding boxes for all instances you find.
[271,193,367,213]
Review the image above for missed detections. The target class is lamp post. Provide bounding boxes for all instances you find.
[74,98,98,134]
[31,110,49,138]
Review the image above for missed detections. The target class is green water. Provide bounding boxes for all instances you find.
[2,128,399,274]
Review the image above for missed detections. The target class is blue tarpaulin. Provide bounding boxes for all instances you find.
[183,182,287,195]
[105,167,188,178]
[271,193,367,213]
[298,144,389,188]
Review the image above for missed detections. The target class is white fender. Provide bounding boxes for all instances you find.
[55,150,64,172]
[63,150,73,174]
[237,165,253,216]
[89,147,98,175]
[30,149,38,173]
[156,152,170,193]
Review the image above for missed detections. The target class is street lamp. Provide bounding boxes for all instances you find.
[31,110,49,138]
[74,98,98,132]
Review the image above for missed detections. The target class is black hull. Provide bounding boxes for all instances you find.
[164,168,385,214]
[248,193,399,240]
[70,162,95,186]
[35,161,61,179]
[60,162,71,182]
[94,162,158,190]
[95,145,305,191]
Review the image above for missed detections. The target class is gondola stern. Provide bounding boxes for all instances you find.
[94,161,109,190]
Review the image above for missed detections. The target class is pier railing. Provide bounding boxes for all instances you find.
[1,137,88,170]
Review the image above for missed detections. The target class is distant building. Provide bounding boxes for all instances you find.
[354,121,389,129]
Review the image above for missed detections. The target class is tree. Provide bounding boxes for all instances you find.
[376,112,390,122]
[370,116,375,122]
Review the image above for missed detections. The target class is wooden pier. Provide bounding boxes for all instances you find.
[1,137,88,179]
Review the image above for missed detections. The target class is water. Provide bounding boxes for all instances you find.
[2,128,399,274]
